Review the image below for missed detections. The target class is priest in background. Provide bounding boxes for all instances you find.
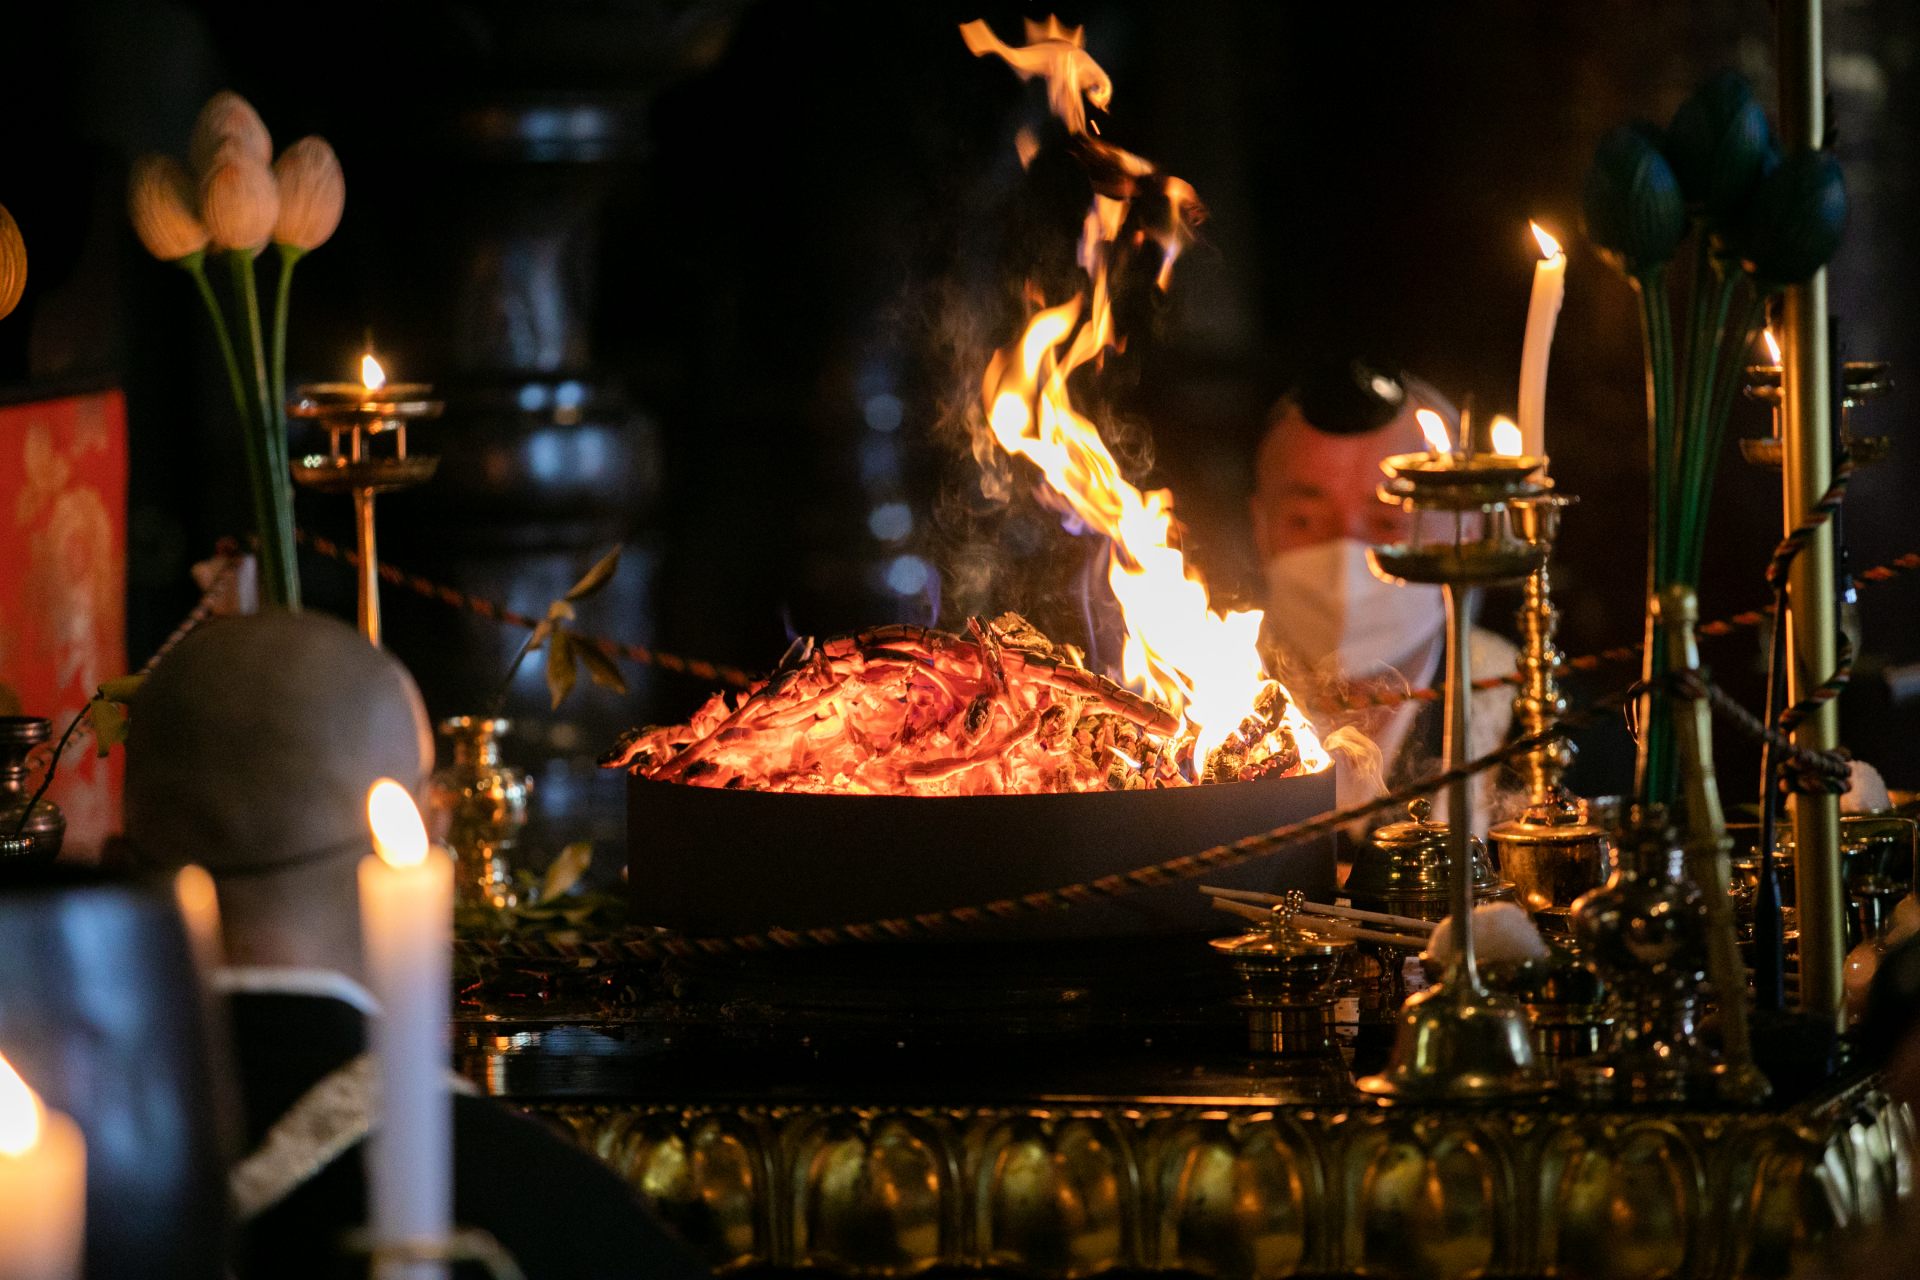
[1250,356,1517,835]
[122,609,706,1280]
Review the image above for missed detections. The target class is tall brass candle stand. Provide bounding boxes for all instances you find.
[289,375,443,646]
[1488,493,1611,933]
[1774,0,1846,1031]
[1357,446,1554,1099]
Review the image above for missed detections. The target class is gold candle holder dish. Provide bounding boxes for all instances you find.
[1740,360,1892,467]
[289,381,445,645]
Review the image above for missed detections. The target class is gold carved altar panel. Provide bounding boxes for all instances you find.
[539,1079,1912,1277]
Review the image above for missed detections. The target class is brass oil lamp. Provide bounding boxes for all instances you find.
[1356,410,1555,1099]
[289,354,443,645]
[1740,332,1891,469]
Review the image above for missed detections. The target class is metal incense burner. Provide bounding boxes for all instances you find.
[1358,443,1554,1099]
[1345,798,1512,923]
[1344,797,1511,1019]
[1210,891,1354,1059]
[288,371,443,645]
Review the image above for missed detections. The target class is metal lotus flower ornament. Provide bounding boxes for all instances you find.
[1579,72,1847,811]
[1663,68,1776,221]
[1737,148,1848,287]
[1581,123,1686,278]
[129,157,211,263]
[128,92,350,610]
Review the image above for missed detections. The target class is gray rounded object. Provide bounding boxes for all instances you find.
[126,609,431,872]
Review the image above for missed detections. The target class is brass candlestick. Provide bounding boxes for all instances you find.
[1508,494,1573,805]
[1487,491,1612,934]
[288,372,443,645]
[1357,445,1555,1099]
[1740,359,1891,468]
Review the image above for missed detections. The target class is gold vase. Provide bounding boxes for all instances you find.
[429,716,531,910]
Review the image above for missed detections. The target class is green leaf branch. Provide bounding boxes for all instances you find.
[493,545,629,714]
[13,674,145,836]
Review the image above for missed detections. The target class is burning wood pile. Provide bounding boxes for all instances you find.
[606,613,1323,795]
[611,18,1336,802]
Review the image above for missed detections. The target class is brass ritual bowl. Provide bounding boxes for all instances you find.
[1488,798,1612,935]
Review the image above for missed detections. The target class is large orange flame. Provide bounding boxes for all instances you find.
[965,17,1328,776]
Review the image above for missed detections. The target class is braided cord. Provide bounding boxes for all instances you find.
[293,529,756,690]
[1765,459,1855,793]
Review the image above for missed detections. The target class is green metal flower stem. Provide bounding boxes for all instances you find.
[1636,266,1678,807]
[271,244,302,437]
[179,253,254,456]
[225,251,300,608]
[184,252,287,608]
[1671,263,1741,570]
[1677,292,1769,585]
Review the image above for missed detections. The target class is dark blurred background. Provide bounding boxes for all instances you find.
[1,0,1914,863]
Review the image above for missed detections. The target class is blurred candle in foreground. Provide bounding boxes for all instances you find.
[359,779,452,1280]
[173,864,225,976]
[1517,221,1566,460]
[0,1052,85,1280]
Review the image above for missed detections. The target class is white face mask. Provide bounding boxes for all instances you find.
[1262,538,1445,680]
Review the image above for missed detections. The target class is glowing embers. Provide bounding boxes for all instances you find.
[606,614,1323,796]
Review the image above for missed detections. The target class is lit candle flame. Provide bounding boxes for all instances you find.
[1530,220,1564,261]
[360,353,387,393]
[1762,328,1782,365]
[0,1052,44,1157]
[1490,415,1523,457]
[1415,407,1452,454]
[367,779,428,869]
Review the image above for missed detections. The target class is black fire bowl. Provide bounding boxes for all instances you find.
[627,765,1338,942]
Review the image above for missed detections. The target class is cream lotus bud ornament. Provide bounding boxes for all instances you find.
[0,203,25,321]
[272,137,344,253]
[128,154,211,262]
[190,90,271,174]
[200,147,280,253]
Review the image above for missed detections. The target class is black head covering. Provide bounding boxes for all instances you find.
[1286,356,1408,436]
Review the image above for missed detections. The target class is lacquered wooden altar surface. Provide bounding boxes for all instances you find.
[454,938,1914,1278]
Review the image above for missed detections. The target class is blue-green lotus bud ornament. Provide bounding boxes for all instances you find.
[1583,123,1687,277]
[1664,70,1774,223]
[1735,148,1847,286]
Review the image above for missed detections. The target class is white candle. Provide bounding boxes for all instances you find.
[359,780,453,1280]
[0,1053,85,1280]
[1516,220,1566,460]
[174,864,226,975]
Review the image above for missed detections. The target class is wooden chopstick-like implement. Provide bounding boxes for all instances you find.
[1208,895,1430,950]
